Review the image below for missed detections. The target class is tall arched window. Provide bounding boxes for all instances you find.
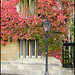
[16,0,38,17]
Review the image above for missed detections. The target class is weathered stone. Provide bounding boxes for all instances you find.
[1,58,74,75]
[1,41,19,61]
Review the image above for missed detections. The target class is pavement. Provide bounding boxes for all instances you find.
[1,74,18,75]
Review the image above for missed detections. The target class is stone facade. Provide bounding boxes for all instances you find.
[1,40,74,75]
[1,39,41,61]
[1,40,19,61]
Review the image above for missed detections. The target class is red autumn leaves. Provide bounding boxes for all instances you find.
[1,0,42,45]
[49,50,62,62]
[1,0,73,46]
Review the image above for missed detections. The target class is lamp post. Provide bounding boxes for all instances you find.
[43,18,52,75]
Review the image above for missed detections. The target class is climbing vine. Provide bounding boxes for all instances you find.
[1,0,74,60]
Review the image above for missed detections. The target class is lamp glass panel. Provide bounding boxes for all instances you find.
[43,24,49,31]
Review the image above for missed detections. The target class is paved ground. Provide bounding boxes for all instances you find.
[1,74,18,75]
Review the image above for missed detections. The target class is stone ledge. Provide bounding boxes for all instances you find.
[1,62,62,67]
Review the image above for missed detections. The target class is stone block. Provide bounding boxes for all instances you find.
[18,65,24,70]
[49,70,61,75]
[1,41,19,61]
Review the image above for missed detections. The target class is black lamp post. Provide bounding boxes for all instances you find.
[43,18,52,75]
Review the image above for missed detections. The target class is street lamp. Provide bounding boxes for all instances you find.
[43,18,52,75]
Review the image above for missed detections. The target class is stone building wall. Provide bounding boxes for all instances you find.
[1,40,19,61]
[1,41,74,75]
[1,39,41,61]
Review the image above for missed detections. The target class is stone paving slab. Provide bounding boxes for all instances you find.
[1,74,18,75]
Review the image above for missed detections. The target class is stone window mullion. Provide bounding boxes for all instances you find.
[35,39,37,58]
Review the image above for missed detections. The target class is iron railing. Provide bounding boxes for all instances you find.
[62,40,75,68]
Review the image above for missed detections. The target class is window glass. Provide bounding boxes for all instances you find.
[37,39,41,58]
[31,40,35,58]
[26,40,29,58]
[20,39,23,58]
[31,0,34,14]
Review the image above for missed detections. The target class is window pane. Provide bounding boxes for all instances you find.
[37,39,41,58]
[27,0,29,17]
[31,40,35,58]
[26,40,29,58]
[20,39,23,58]
[31,0,34,14]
